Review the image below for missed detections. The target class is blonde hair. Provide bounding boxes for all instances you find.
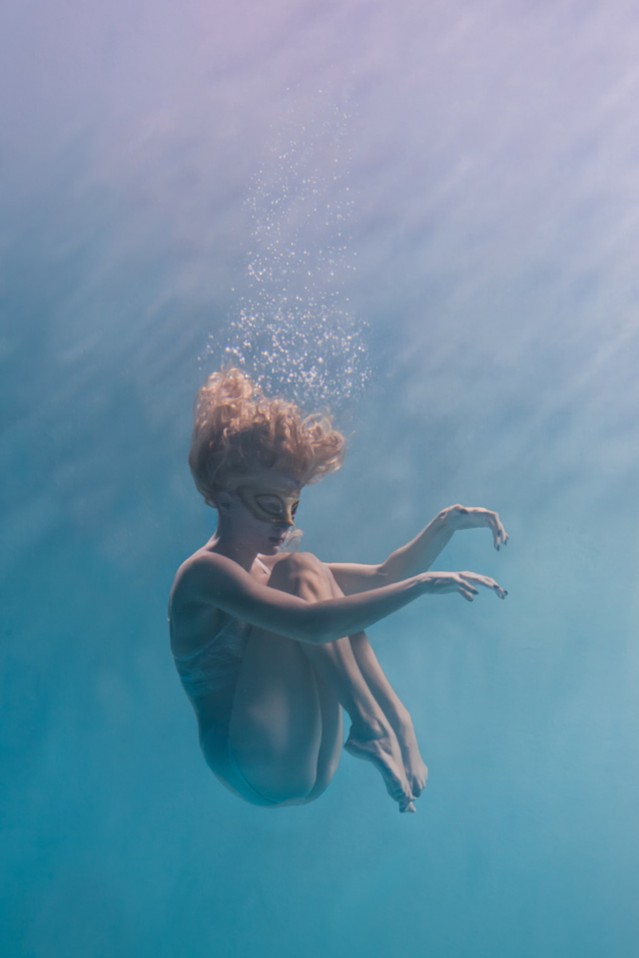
[188,368,346,505]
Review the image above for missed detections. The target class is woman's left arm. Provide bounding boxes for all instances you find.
[329,505,509,594]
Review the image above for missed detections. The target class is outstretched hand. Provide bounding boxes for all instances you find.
[421,571,508,603]
[441,504,509,551]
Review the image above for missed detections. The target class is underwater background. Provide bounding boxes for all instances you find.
[2,1,639,955]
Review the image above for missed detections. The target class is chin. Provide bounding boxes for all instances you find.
[265,535,287,552]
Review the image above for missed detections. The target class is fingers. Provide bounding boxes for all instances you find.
[424,571,508,600]
[477,508,509,550]
[459,572,508,600]
[458,578,479,602]
[449,505,509,550]
[491,513,509,551]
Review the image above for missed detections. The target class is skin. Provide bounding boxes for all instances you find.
[169,483,509,813]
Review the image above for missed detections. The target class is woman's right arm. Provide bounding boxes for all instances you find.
[177,553,506,647]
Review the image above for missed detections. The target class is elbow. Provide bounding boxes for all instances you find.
[375,562,393,585]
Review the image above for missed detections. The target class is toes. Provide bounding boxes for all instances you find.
[389,776,414,807]
[407,766,428,798]
[389,778,409,802]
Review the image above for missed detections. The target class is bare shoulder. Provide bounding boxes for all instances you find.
[170,549,242,608]
[169,550,241,655]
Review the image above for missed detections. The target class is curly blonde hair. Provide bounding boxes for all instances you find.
[188,368,346,505]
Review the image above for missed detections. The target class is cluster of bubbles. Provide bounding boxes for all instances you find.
[206,95,370,415]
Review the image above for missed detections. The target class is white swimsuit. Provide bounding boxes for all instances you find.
[173,613,251,704]
[172,557,271,704]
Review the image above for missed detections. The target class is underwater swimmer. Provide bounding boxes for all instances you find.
[169,368,508,814]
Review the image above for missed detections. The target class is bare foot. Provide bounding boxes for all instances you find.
[395,721,429,798]
[345,722,416,813]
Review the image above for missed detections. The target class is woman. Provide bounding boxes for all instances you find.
[169,368,508,813]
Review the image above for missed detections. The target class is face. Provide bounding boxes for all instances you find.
[223,473,302,551]
[237,485,300,527]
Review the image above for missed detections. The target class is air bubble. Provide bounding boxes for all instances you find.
[207,95,369,415]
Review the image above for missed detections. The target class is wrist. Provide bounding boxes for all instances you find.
[436,507,451,527]
[433,508,455,538]
[436,505,464,535]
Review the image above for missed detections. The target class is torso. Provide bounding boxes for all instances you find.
[169,547,275,731]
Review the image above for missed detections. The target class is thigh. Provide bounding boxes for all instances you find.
[199,724,279,808]
[270,553,347,798]
[227,629,324,804]
[225,552,347,805]
[305,669,343,800]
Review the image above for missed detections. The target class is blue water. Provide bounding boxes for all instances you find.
[3,1,639,956]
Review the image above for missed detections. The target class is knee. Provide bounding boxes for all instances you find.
[273,551,324,575]
[269,552,331,594]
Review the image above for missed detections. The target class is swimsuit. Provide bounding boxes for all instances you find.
[174,616,281,806]
[172,613,251,704]
[172,558,283,805]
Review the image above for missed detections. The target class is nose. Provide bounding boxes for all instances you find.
[280,508,296,527]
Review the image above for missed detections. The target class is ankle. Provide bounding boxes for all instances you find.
[350,715,388,742]
[392,707,414,736]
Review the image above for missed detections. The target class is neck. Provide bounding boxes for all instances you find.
[207,527,259,572]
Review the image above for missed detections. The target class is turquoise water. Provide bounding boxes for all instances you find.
[3,1,639,956]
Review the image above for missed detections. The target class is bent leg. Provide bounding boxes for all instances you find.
[228,552,415,810]
[349,632,428,797]
[228,630,324,805]
[269,554,416,811]
[227,553,347,807]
